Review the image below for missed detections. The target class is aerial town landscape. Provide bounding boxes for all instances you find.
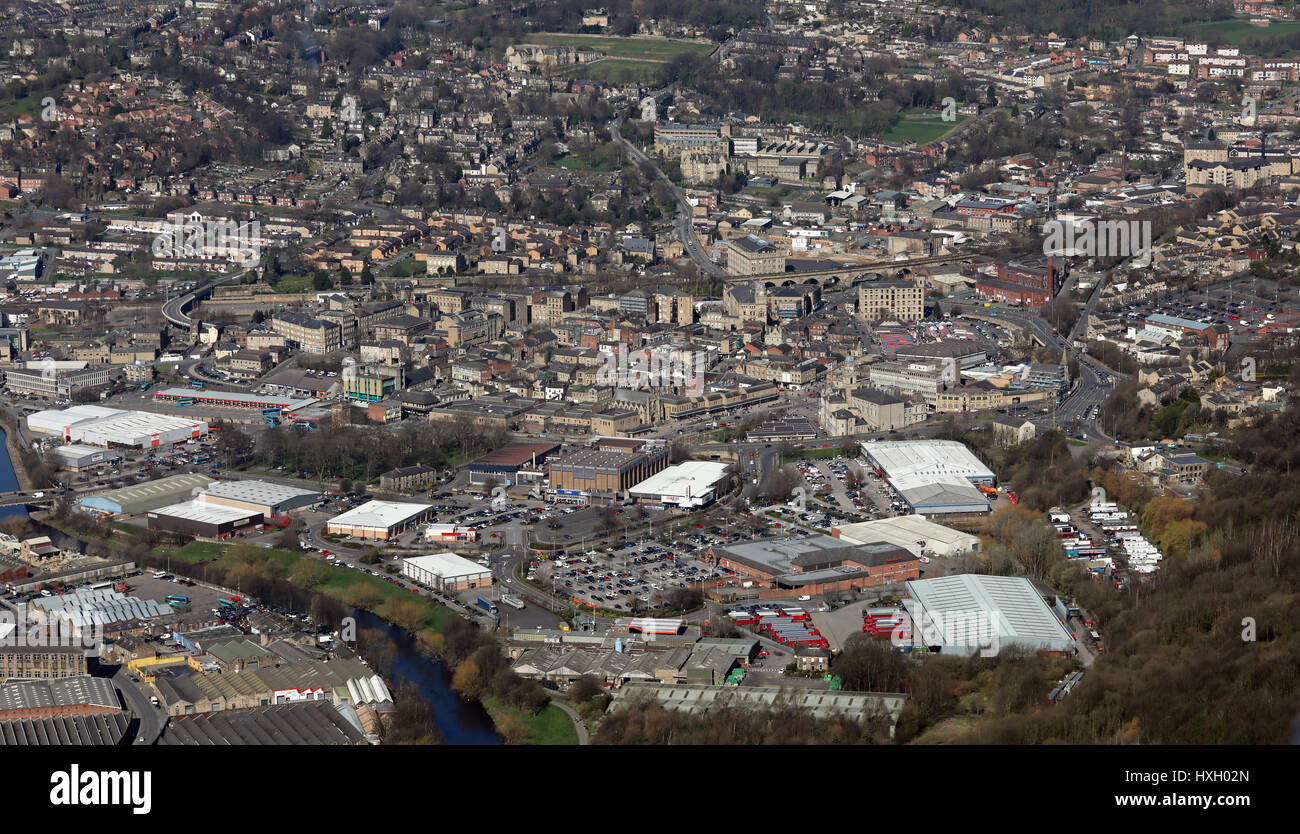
[0,0,1296,773]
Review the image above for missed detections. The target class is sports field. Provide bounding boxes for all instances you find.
[881,108,968,144]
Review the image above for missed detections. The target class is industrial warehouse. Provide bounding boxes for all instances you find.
[401,552,493,592]
[629,461,731,508]
[833,515,981,559]
[326,500,435,540]
[50,444,122,471]
[77,473,215,516]
[860,439,995,515]
[154,388,318,413]
[146,499,265,540]
[197,480,322,520]
[27,405,208,448]
[705,535,921,594]
[900,574,1077,657]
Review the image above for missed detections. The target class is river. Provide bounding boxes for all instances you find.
[351,609,500,744]
[0,430,490,743]
[0,428,29,522]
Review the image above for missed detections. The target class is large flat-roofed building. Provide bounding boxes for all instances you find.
[77,473,215,516]
[861,439,993,515]
[704,535,920,594]
[857,278,925,322]
[745,417,817,442]
[51,444,122,471]
[326,500,434,540]
[4,365,112,397]
[154,388,317,413]
[724,235,785,276]
[832,515,981,558]
[26,404,119,435]
[547,444,670,503]
[892,481,991,515]
[197,480,321,519]
[401,552,493,592]
[467,441,561,486]
[147,499,264,540]
[28,406,207,447]
[629,461,730,508]
[902,574,1077,657]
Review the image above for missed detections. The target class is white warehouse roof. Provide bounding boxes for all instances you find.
[834,515,980,557]
[147,499,262,526]
[200,479,321,507]
[69,411,207,446]
[629,461,730,506]
[329,500,432,530]
[27,405,122,434]
[403,552,490,580]
[52,444,122,463]
[860,440,995,490]
[30,406,206,446]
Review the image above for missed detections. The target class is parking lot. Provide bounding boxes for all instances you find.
[526,524,761,613]
[127,572,231,614]
[1114,278,1297,341]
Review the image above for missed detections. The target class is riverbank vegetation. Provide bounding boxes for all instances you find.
[38,505,559,743]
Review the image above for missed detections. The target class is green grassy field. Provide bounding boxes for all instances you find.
[482,698,579,745]
[1184,19,1300,48]
[551,149,619,171]
[269,273,315,292]
[882,108,968,144]
[0,94,43,117]
[530,33,713,61]
[563,57,662,84]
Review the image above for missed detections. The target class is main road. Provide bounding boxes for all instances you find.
[610,116,724,278]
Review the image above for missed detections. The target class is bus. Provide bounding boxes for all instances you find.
[190,380,205,390]
[501,594,525,610]
[176,397,196,407]
[192,454,210,464]
[89,580,116,591]
[166,595,190,603]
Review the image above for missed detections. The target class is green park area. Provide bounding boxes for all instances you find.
[1183,19,1300,50]
[881,108,967,145]
[482,698,579,745]
[564,58,662,84]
